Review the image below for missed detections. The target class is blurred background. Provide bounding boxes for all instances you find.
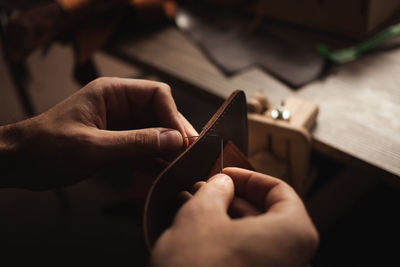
[1,0,400,266]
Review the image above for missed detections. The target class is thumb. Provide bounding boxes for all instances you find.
[95,127,183,158]
[181,174,234,220]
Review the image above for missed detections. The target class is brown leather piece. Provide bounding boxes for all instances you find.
[175,3,325,88]
[144,90,248,248]
[207,141,254,179]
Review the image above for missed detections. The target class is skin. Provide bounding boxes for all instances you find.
[152,168,319,267]
[0,77,318,266]
[0,77,197,190]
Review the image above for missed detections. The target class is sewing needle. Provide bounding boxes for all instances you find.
[220,137,223,173]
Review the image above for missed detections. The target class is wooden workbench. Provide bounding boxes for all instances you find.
[107,26,400,182]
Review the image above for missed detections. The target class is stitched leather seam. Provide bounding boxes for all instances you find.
[205,92,240,137]
[144,91,244,248]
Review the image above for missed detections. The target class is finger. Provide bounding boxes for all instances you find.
[179,112,198,137]
[223,168,318,255]
[178,112,198,145]
[191,181,206,194]
[99,78,187,146]
[222,167,302,213]
[178,191,192,205]
[229,196,262,218]
[180,174,234,220]
[191,181,260,218]
[140,82,186,146]
[94,127,183,160]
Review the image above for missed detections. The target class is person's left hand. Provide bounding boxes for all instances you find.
[151,168,319,267]
[0,77,198,190]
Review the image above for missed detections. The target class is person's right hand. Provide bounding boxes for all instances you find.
[151,167,319,267]
[0,78,197,190]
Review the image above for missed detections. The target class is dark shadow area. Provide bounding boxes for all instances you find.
[312,183,400,266]
[0,80,221,266]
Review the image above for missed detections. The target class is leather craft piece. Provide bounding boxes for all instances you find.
[207,140,254,179]
[175,3,327,88]
[144,90,248,248]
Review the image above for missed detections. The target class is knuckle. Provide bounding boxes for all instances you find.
[87,77,117,91]
[65,129,100,162]
[71,129,96,148]
[272,178,298,199]
[176,203,198,222]
[90,77,108,87]
[155,82,172,94]
[85,77,107,93]
[292,221,319,257]
[132,129,159,149]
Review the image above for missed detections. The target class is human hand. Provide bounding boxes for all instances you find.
[151,167,319,267]
[0,77,197,190]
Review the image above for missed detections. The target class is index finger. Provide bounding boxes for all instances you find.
[222,167,303,214]
[102,78,194,146]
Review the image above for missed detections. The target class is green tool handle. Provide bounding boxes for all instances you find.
[317,23,400,64]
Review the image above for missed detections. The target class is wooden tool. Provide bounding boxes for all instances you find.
[247,93,318,197]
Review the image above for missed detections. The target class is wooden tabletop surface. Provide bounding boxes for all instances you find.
[108,26,400,181]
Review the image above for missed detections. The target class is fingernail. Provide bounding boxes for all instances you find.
[208,173,230,183]
[160,130,183,151]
